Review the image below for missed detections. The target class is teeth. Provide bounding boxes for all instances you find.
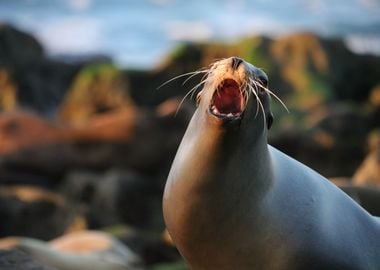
[210,105,241,118]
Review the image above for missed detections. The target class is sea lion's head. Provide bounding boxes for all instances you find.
[195,57,275,133]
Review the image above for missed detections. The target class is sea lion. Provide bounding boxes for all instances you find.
[163,57,380,270]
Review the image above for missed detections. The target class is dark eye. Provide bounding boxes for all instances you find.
[258,76,268,87]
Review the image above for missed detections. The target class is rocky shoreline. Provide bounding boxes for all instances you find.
[0,23,379,269]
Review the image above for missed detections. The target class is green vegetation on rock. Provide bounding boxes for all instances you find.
[59,63,131,125]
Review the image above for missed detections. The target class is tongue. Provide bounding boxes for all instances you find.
[213,79,242,114]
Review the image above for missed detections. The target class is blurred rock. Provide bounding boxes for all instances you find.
[0,23,43,68]
[59,64,132,125]
[0,185,81,240]
[0,69,17,111]
[61,169,162,229]
[127,33,380,108]
[0,111,71,155]
[0,249,55,270]
[353,130,380,186]
[113,226,181,267]
[0,107,139,155]
[331,179,380,217]
[0,24,113,116]
[0,101,189,187]
[0,23,79,115]
[269,104,369,177]
[0,230,143,270]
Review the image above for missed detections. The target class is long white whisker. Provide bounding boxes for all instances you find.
[157,70,208,90]
[182,68,210,86]
[248,83,260,118]
[175,78,209,116]
[251,79,289,113]
[248,81,266,127]
[189,77,210,100]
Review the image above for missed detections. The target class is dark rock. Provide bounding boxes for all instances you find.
[0,24,43,68]
[0,24,80,115]
[0,185,79,240]
[0,249,55,270]
[61,169,163,229]
[115,228,181,266]
[342,186,380,216]
[0,231,143,270]
[0,24,115,116]
[0,104,190,188]
[270,104,370,177]
[322,38,380,102]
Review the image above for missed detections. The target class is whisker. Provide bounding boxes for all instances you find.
[249,83,266,128]
[175,77,209,116]
[157,70,209,90]
[182,67,211,86]
[254,80,289,113]
[189,76,210,100]
[248,79,267,126]
[248,83,260,118]
[241,81,250,108]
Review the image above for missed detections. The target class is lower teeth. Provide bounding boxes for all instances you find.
[211,107,239,117]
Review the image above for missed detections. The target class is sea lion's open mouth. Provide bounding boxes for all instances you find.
[209,79,244,120]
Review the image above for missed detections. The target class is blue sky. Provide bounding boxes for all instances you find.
[1,0,379,68]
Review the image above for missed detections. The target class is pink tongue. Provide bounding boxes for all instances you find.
[213,80,242,114]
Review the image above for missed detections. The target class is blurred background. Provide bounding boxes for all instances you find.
[0,0,379,269]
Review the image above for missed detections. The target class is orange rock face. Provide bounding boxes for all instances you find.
[0,106,138,155]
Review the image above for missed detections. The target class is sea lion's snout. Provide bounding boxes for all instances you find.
[194,57,284,126]
[206,57,249,121]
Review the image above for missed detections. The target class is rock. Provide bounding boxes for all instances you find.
[0,249,55,270]
[0,25,80,114]
[58,64,132,125]
[0,102,189,188]
[113,226,181,267]
[0,24,43,68]
[269,104,369,177]
[0,69,17,111]
[331,179,380,217]
[0,185,81,240]
[353,130,380,186]
[61,169,162,229]
[0,24,112,116]
[0,111,71,155]
[0,230,143,270]
[0,107,138,155]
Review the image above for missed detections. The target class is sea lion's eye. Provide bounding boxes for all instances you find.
[258,76,268,87]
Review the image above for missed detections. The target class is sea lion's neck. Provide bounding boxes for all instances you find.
[163,108,274,260]
[165,108,272,196]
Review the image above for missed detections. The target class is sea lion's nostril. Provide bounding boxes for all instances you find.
[231,57,244,71]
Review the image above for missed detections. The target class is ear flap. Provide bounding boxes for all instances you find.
[267,113,274,130]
